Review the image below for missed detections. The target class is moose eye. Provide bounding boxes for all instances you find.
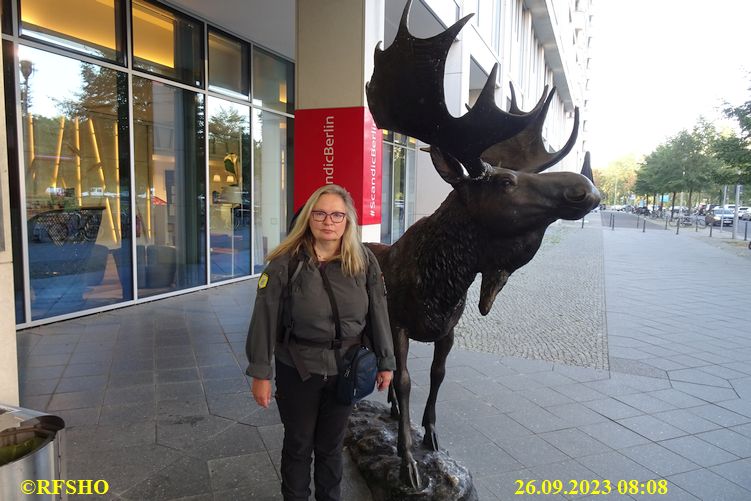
[497,176,516,188]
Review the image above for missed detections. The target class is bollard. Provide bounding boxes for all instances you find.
[636,215,640,229]
[676,221,680,235]
[581,217,585,229]
[642,218,646,233]
[664,217,668,230]
[695,218,699,232]
[745,221,748,241]
[709,224,713,237]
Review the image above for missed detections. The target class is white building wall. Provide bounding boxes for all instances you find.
[412,0,592,224]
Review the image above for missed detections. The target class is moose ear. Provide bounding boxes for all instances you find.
[428,147,467,187]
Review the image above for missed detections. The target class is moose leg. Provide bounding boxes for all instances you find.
[393,329,422,489]
[421,330,454,451]
[388,382,399,419]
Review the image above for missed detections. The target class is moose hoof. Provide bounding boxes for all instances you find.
[390,405,400,420]
[400,458,423,490]
[422,428,439,451]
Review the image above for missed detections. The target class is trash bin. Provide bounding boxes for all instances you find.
[0,404,66,500]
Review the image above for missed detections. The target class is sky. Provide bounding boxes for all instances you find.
[587,0,751,170]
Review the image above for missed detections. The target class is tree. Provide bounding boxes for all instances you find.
[712,133,751,186]
[637,120,723,212]
[723,78,751,141]
[593,154,639,206]
[670,120,723,209]
[718,80,751,186]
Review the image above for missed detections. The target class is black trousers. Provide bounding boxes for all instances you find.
[275,360,353,501]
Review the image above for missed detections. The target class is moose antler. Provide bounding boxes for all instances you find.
[581,151,594,181]
[482,85,580,173]
[366,0,579,177]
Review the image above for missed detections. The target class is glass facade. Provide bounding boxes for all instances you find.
[252,46,294,114]
[208,96,250,281]
[132,77,206,298]
[131,0,203,86]
[19,45,131,320]
[3,0,294,325]
[252,109,292,273]
[208,29,249,98]
[19,0,125,63]
[380,132,416,244]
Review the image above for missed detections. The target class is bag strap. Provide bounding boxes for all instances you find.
[319,263,350,373]
[318,264,343,348]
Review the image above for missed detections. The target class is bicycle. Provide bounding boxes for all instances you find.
[667,215,696,227]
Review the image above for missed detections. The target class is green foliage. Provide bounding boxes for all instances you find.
[635,119,722,206]
[717,80,751,184]
[593,154,639,205]
[712,134,751,184]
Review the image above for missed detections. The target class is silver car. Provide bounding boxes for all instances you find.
[705,208,734,226]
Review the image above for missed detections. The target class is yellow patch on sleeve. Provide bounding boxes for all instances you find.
[257,273,269,289]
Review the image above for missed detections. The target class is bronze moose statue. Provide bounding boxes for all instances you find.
[364,0,601,489]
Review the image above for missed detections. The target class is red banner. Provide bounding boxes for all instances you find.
[294,106,382,225]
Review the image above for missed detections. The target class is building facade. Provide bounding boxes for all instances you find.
[0,0,592,403]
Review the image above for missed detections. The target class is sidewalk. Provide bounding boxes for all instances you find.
[14,213,751,500]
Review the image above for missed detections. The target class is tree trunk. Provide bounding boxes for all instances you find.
[670,192,677,219]
[687,189,693,213]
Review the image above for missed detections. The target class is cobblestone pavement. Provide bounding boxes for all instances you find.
[456,216,608,369]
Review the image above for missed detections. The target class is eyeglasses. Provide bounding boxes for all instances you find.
[310,210,346,223]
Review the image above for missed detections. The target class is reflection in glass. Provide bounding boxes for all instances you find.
[132,76,206,297]
[391,146,406,240]
[132,0,203,87]
[253,110,291,271]
[380,143,393,244]
[19,0,124,63]
[208,97,250,281]
[252,47,293,114]
[19,45,131,320]
[405,148,416,227]
[380,142,415,244]
[208,30,249,98]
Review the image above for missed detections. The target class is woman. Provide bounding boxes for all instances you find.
[245,184,395,501]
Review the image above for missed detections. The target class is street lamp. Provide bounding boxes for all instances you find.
[732,169,741,240]
[19,60,33,116]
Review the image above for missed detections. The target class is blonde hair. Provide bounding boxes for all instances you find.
[266,184,367,276]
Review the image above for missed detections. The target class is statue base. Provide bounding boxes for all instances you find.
[345,400,478,501]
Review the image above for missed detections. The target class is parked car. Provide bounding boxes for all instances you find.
[736,206,749,219]
[705,208,734,226]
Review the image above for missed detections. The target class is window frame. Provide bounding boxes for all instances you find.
[16,0,128,66]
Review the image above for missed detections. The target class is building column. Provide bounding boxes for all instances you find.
[294,0,384,242]
[0,38,20,405]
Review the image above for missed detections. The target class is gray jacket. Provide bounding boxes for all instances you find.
[245,247,396,379]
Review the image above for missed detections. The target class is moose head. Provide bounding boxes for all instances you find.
[362,0,600,490]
